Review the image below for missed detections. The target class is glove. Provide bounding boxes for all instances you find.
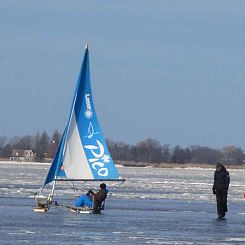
[212,188,216,195]
[87,189,94,195]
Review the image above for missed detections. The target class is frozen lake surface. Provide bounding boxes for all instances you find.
[0,162,245,244]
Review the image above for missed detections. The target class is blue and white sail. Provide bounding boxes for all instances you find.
[44,45,120,186]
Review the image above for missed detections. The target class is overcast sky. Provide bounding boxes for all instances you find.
[1,1,245,149]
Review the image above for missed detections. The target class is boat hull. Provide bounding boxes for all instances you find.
[70,207,101,214]
[33,207,49,212]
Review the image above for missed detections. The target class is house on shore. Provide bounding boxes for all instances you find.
[10,149,35,162]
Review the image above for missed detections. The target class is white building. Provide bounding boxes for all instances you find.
[10,149,35,162]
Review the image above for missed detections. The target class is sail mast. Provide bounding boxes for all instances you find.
[41,44,90,190]
[48,46,89,193]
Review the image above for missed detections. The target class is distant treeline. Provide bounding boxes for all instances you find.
[0,130,245,165]
[0,130,60,162]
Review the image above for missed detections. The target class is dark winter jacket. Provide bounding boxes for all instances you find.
[213,166,230,191]
[93,189,108,208]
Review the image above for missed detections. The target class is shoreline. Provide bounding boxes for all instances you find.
[117,161,245,169]
[0,160,244,170]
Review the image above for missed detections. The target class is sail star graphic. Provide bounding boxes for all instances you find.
[101,154,110,163]
[84,109,93,119]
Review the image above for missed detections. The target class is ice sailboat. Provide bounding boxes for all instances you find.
[34,45,124,213]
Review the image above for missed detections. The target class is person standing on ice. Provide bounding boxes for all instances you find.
[212,163,230,218]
